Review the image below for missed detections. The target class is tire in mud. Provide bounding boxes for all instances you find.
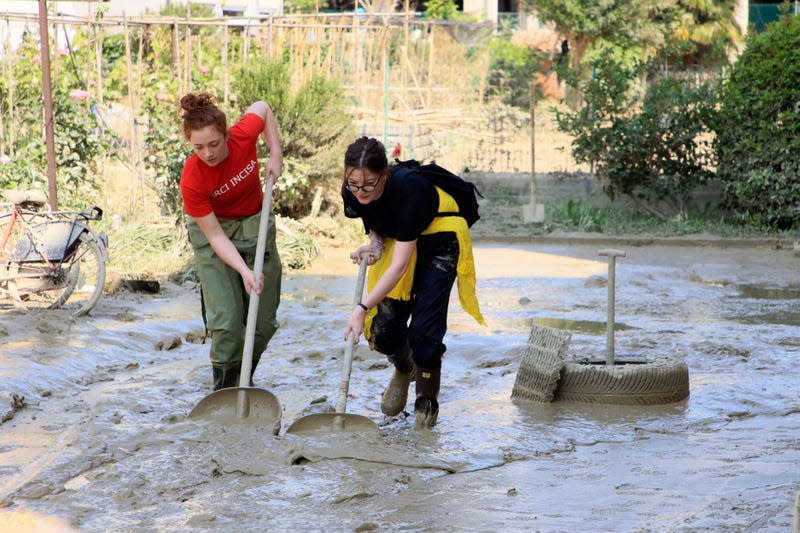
[555,355,689,405]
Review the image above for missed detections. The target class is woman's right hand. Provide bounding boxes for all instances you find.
[241,269,265,295]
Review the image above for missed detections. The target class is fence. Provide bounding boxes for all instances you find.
[0,9,584,217]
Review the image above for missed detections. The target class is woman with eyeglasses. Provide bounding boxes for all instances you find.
[341,136,484,429]
[179,92,283,391]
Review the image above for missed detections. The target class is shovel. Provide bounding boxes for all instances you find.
[188,177,282,435]
[286,252,381,437]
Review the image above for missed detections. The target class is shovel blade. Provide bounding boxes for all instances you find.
[286,413,380,437]
[189,387,282,435]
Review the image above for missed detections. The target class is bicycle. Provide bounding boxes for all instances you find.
[0,190,109,316]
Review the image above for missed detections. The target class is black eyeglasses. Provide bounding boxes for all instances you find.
[345,181,379,193]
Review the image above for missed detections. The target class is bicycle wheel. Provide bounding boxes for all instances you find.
[8,232,106,316]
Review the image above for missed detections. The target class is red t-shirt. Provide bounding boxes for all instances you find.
[180,113,265,219]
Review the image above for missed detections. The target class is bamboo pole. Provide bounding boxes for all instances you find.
[94,18,103,103]
[123,12,138,211]
[267,14,273,59]
[5,18,14,155]
[0,20,7,156]
[426,23,434,108]
[223,23,229,106]
[172,19,181,94]
[243,21,249,61]
[353,9,360,109]
[183,19,192,94]
[401,0,409,106]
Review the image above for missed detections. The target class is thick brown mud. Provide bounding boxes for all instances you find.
[0,242,798,532]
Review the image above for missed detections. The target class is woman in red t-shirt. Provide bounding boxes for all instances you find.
[179,93,283,391]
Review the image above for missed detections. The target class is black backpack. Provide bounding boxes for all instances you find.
[394,158,483,227]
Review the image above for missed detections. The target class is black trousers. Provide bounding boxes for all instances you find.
[368,232,459,370]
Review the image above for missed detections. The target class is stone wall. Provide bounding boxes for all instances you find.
[465,171,724,211]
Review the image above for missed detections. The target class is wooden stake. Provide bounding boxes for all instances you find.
[172,19,181,94]
[94,19,104,103]
[426,23,434,108]
[5,18,15,155]
[123,12,138,211]
[183,20,191,94]
[38,0,58,209]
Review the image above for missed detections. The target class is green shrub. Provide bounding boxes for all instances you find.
[556,57,718,219]
[484,38,543,110]
[426,0,460,20]
[713,14,800,229]
[142,94,192,220]
[0,34,110,208]
[231,59,354,218]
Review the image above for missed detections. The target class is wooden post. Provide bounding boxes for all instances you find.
[38,0,58,210]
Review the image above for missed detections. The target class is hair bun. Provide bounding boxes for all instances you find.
[180,92,215,112]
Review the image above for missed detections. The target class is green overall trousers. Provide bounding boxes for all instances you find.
[187,210,281,384]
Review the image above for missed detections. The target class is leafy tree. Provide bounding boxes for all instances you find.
[658,0,743,68]
[425,0,460,20]
[712,13,800,228]
[528,0,671,74]
[0,32,110,208]
[557,56,718,219]
[485,38,544,109]
[531,0,741,75]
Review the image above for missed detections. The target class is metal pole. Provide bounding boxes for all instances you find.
[598,249,626,365]
[38,0,58,210]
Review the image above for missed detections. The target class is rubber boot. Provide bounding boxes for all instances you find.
[414,366,441,429]
[380,342,415,416]
[212,362,242,391]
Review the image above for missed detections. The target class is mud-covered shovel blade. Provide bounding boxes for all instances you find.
[189,387,282,434]
[286,254,380,437]
[285,412,380,437]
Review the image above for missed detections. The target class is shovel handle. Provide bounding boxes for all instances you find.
[237,177,274,417]
[336,253,370,414]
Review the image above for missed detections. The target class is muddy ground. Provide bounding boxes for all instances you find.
[0,239,799,533]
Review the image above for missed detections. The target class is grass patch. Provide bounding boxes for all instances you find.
[548,199,795,238]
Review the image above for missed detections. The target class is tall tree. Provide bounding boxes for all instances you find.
[528,0,673,75]
[662,0,743,67]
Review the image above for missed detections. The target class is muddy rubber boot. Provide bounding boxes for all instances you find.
[212,362,242,391]
[381,343,415,416]
[414,366,441,429]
